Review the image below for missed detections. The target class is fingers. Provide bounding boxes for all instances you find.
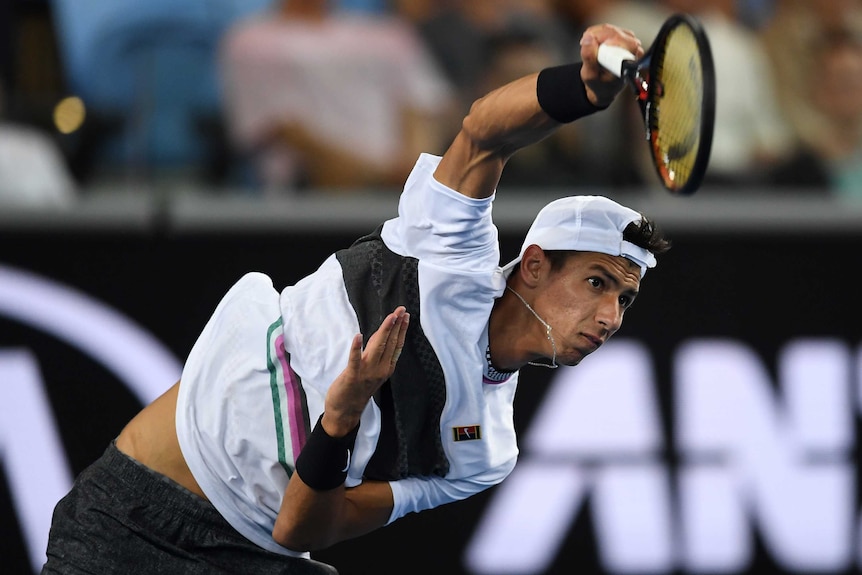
[579,23,643,108]
[579,24,643,81]
[581,24,643,62]
[389,310,409,368]
[345,333,363,376]
[322,332,368,434]
[324,308,409,432]
[363,306,410,370]
[381,308,409,368]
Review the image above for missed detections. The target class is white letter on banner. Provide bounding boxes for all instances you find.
[0,265,183,573]
[464,340,673,574]
[0,349,73,573]
[676,339,852,573]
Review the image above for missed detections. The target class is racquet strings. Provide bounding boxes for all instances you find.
[651,23,703,190]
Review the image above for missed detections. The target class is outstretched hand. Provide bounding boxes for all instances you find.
[579,23,644,108]
[322,307,410,437]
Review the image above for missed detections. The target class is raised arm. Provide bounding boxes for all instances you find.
[434,24,643,199]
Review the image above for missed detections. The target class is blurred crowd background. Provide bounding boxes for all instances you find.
[2,0,862,207]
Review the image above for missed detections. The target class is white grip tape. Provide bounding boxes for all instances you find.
[597,44,636,77]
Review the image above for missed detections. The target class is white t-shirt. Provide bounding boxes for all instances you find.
[176,154,518,555]
[220,13,454,187]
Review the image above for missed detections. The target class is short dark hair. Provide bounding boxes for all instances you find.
[544,215,671,272]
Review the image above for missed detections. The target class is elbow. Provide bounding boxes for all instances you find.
[272,522,330,553]
[460,98,495,148]
[272,523,308,552]
[459,96,526,159]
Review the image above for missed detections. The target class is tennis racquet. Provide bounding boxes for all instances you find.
[598,13,715,195]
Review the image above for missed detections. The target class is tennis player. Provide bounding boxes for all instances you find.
[42,23,669,574]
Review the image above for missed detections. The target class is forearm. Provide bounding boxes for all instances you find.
[273,476,393,551]
[434,73,556,198]
[272,413,375,550]
[461,73,560,161]
[458,61,610,157]
[436,63,609,199]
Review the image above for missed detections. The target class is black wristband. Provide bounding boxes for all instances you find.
[536,63,604,124]
[295,414,360,491]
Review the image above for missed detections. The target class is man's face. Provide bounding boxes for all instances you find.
[534,251,642,366]
[814,39,862,124]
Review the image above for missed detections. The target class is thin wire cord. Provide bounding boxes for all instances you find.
[506,286,558,369]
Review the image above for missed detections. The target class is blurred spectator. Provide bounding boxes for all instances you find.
[338,0,387,13]
[736,0,776,29]
[393,0,502,115]
[1,1,12,95]
[0,77,77,207]
[761,1,862,164]
[552,0,669,53]
[478,20,588,188]
[394,1,570,120]
[769,27,862,199]
[761,0,862,198]
[219,0,457,194]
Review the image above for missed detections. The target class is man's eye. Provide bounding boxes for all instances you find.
[588,277,602,288]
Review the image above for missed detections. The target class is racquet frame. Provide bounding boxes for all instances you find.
[599,13,716,195]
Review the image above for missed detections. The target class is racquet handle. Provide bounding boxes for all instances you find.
[597,44,637,78]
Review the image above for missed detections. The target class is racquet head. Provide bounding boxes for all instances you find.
[599,14,716,195]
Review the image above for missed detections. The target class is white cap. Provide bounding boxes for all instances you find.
[501,195,657,277]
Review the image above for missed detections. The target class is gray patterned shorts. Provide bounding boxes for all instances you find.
[41,441,338,574]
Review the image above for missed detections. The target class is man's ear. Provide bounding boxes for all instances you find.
[518,244,546,288]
